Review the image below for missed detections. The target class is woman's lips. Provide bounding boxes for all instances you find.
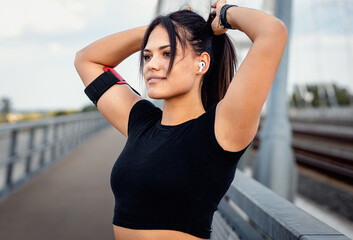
[147,77,166,84]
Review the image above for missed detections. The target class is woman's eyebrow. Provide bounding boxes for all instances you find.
[143,45,171,52]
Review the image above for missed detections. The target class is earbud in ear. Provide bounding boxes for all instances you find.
[199,61,206,73]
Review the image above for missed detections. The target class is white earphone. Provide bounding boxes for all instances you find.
[198,61,206,73]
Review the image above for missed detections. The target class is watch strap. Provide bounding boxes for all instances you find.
[220,4,238,29]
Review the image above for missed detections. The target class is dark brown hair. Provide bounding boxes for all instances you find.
[140,10,237,110]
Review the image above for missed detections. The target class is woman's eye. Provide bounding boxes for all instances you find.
[163,51,172,58]
[143,55,151,61]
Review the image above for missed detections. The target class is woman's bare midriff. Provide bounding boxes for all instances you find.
[113,225,208,240]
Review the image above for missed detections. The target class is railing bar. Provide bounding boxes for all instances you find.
[218,198,264,240]
[226,171,351,240]
[0,120,109,168]
[51,123,58,162]
[0,138,72,167]
[39,126,49,167]
[25,127,35,174]
[5,129,18,188]
[0,112,102,132]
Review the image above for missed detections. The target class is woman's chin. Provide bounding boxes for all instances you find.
[147,92,166,100]
[146,89,171,99]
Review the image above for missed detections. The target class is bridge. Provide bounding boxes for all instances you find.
[0,111,352,239]
[1,0,353,239]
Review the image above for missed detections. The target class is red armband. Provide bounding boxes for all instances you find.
[84,66,140,105]
[103,66,127,84]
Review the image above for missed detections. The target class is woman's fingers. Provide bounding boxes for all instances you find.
[210,0,228,35]
[212,0,226,14]
[211,1,218,8]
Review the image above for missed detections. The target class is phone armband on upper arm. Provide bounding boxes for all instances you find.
[84,66,140,105]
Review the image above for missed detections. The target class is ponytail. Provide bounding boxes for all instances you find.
[201,13,237,110]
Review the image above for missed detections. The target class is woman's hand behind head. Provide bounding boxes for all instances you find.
[211,0,228,35]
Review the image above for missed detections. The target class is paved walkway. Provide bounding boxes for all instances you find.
[0,126,125,240]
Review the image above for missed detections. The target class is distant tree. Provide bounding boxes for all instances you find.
[306,84,322,107]
[333,84,351,105]
[0,97,11,123]
[81,104,98,112]
[291,93,299,108]
[290,83,352,108]
[50,109,80,117]
[52,111,67,116]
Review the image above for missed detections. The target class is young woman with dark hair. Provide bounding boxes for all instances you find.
[74,1,287,239]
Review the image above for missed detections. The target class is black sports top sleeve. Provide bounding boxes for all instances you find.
[127,99,162,136]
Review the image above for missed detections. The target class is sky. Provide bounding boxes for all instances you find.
[288,0,353,95]
[0,0,158,112]
[0,0,352,112]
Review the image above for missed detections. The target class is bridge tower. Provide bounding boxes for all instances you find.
[253,0,297,201]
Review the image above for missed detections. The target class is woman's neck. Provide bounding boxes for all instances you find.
[161,95,205,126]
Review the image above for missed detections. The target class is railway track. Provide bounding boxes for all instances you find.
[252,122,353,181]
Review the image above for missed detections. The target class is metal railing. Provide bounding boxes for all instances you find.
[253,120,353,181]
[288,106,353,127]
[0,111,109,200]
[211,171,351,240]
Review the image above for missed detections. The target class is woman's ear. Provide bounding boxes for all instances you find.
[196,52,211,75]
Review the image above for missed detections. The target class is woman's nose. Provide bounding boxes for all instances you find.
[147,56,162,71]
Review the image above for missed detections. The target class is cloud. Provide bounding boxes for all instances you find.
[0,0,158,111]
[49,42,74,57]
[0,0,114,38]
[0,41,76,62]
[0,1,27,38]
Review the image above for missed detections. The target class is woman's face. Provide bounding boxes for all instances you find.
[142,25,200,100]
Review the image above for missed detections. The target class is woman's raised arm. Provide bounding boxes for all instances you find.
[74,26,148,137]
[212,2,288,151]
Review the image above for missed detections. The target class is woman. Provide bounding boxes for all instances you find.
[74,0,287,239]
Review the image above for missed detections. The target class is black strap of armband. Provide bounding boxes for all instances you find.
[84,68,140,105]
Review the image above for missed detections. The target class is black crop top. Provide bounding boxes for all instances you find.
[110,100,249,239]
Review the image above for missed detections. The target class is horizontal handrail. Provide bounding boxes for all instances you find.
[220,171,351,239]
[0,112,102,132]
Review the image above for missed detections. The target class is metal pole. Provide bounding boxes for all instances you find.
[25,128,35,174]
[39,126,49,167]
[6,129,18,188]
[253,0,297,201]
[51,124,58,162]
